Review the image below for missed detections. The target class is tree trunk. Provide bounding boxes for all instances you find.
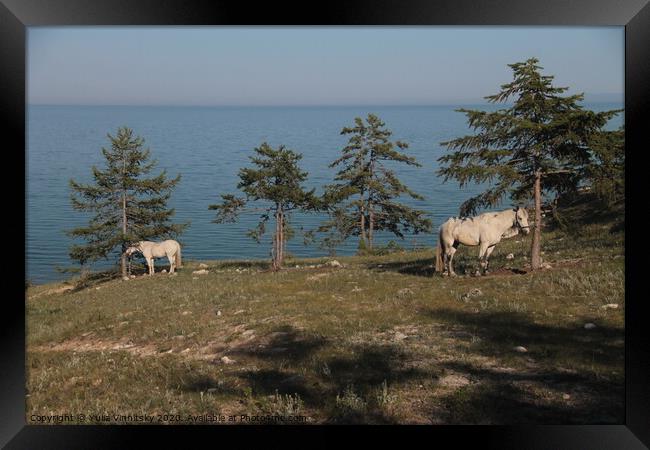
[273,210,280,270]
[531,170,542,270]
[368,208,375,251]
[359,204,366,249]
[278,209,284,269]
[121,157,128,278]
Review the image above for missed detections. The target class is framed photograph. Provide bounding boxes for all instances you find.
[3,0,649,447]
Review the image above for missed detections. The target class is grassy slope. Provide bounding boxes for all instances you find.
[26,204,624,424]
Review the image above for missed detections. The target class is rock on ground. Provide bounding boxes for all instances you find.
[513,346,528,353]
[192,269,209,275]
[584,323,597,330]
[220,356,236,365]
[198,263,209,269]
[506,253,515,260]
[601,303,619,310]
[397,288,414,298]
[326,260,342,268]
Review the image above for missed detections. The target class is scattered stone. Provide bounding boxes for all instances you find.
[584,323,597,330]
[233,309,246,315]
[394,332,408,341]
[397,288,414,298]
[122,276,130,281]
[216,310,222,317]
[181,311,191,316]
[242,330,255,338]
[192,269,209,275]
[562,393,571,400]
[308,265,317,269]
[377,264,384,268]
[199,263,209,269]
[439,374,470,388]
[513,346,528,353]
[506,253,515,260]
[161,269,167,273]
[130,275,136,279]
[541,262,552,269]
[95,287,101,290]
[326,260,342,268]
[192,277,198,280]
[601,303,619,310]
[461,288,483,301]
[220,356,236,365]
[351,287,363,293]
[180,348,190,354]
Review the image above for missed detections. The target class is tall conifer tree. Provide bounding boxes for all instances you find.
[209,142,318,270]
[321,114,432,252]
[438,58,621,269]
[68,127,187,277]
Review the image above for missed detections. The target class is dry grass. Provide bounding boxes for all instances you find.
[26,213,624,424]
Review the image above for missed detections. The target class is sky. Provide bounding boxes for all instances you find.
[27,27,624,106]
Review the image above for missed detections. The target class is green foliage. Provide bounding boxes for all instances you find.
[585,126,624,207]
[438,58,622,216]
[321,114,432,251]
[68,127,187,269]
[209,142,318,269]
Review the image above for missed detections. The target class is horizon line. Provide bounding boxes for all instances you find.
[28,98,624,109]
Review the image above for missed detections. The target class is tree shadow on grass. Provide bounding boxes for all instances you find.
[366,257,436,278]
[436,361,624,424]
[422,308,624,424]
[230,326,436,423]
[422,308,624,364]
[213,260,271,270]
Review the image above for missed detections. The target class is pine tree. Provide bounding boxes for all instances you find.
[68,127,187,277]
[321,114,432,252]
[438,58,621,270]
[586,125,624,207]
[209,142,318,270]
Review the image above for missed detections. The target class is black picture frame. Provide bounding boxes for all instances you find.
[2,0,648,448]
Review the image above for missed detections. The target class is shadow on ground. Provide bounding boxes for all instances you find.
[423,308,624,424]
[227,325,436,423]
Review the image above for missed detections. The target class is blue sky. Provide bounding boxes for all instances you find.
[28,27,624,106]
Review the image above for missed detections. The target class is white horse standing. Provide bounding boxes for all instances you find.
[125,240,182,275]
[435,207,530,276]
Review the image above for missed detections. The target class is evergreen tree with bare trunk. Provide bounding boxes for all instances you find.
[68,127,187,277]
[321,114,432,253]
[437,58,621,270]
[209,142,318,270]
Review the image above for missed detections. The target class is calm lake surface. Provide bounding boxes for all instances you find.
[26,104,622,284]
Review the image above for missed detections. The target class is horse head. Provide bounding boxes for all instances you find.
[514,207,530,234]
[125,243,142,257]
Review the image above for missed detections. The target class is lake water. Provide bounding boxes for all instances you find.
[26,104,622,284]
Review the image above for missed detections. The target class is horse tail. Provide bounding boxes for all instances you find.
[435,227,444,273]
[176,243,182,268]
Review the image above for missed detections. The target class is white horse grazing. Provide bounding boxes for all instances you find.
[435,207,530,276]
[125,240,182,275]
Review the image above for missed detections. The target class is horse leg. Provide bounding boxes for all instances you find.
[148,258,154,275]
[447,244,458,277]
[484,245,496,274]
[477,242,490,276]
[168,253,175,274]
